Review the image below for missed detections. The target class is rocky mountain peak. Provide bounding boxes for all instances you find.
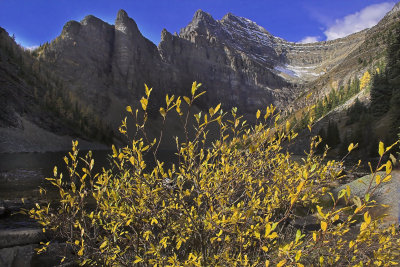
[81,15,106,26]
[61,20,81,38]
[160,28,173,42]
[192,9,215,23]
[220,13,272,38]
[115,9,140,35]
[179,9,218,39]
[116,9,129,20]
[388,2,400,16]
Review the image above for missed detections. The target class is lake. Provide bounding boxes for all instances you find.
[0,149,178,204]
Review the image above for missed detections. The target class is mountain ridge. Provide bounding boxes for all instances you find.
[1,4,399,152]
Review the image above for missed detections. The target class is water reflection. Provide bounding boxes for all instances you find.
[0,149,177,202]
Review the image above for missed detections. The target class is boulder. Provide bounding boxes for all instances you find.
[332,170,400,224]
[0,228,45,249]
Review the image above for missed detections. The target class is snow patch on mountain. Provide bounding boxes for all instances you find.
[274,64,324,78]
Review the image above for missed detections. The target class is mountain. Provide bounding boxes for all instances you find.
[36,9,368,115]
[1,4,400,152]
[0,28,110,152]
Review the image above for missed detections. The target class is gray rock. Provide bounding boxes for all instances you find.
[0,206,5,217]
[31,242,77,267]
[0,244,37,267]
[332,170,400,224]
[0,228,45,249]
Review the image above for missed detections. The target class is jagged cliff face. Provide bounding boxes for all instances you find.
[174,11,366,84]
[40,11,165,124]
[36,5,399,124]
[158,11,292,111]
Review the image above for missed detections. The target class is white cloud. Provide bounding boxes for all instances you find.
[24,45,39,51]
[324,2,394,40]
[299,36,320,44]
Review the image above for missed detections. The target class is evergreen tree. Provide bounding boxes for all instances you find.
[347,98,367,125]
[370,72,391,116]
[388,22,400,137]
[315,100,324,119]
[326,120,341,148]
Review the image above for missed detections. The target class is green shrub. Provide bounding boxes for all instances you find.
[27,83,400,266]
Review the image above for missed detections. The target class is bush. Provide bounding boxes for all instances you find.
[27,83,400,266]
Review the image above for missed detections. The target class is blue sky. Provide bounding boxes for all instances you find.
[0,0,396,48]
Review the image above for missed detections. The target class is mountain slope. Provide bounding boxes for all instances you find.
[0,28,108,152]
[2,3,400,152]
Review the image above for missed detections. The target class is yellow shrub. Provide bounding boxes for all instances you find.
[28,82,400,266]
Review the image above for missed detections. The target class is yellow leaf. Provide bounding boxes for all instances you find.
[296,181,305,193]
[183,96,191,105]
[112,145,117,158]
[286,120,290,132]
[382,175,392,183]
[379,141,384,157]
[126,106,132,113]
[159,107,166,117]
[333,214,339,222]
[316,205,324,218]
[176,240,182,250]
[129,156,135,165]
[386,160,392,174]
[385,141,399,152]
[100,240,108,250]
[265,224,272,237]
[74,240,79,245]
[191,81,199,96]
[140,97,148,111]
[71,182,76,193]
[291,195,297,205]
[256,110,261,119]
[277,259,287,267]
[209,107,214,116]
[77,247,84,256]
[321,221,327,232]
[134,256,143,263]
[214,103,221,114]
[295,250,302,261]
[348,143,354,152]
[262,246,268,252]
[265,260,270,267]
[144,84,152,97]
[268,232,278,239]
[313,232,317,242]
[364,211,371,224]
[194,90,206,100]
[376,175,381,185]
